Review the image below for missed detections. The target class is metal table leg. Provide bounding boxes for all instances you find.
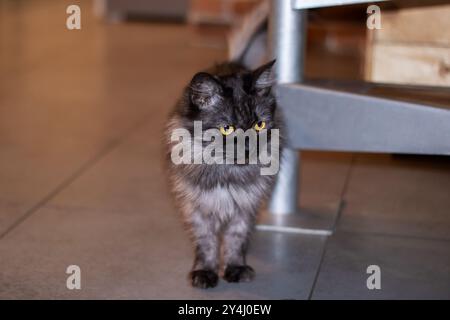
[268,0,307,215]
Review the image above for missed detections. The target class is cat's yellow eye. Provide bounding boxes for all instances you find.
[219,125,235,136]
[254,121,266,131]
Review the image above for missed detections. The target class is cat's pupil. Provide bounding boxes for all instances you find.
[257,121,262,126]
[223,125,230,130]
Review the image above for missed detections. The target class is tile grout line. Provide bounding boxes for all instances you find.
[0,115,153,241]
[332,154,357,232]
[306,236,329,300]
[307,153,357,300]
[0,142,118,240]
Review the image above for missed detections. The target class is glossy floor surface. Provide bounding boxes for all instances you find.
[0,0,449,299]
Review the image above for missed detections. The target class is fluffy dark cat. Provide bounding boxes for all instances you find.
[166,60,283,289]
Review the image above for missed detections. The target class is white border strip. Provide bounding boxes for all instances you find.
[256,224,333,236]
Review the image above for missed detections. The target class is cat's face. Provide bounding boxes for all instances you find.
[170,60,281,174]
[185,60,277,136]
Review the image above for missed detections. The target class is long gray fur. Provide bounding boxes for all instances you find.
[165,61,283,288]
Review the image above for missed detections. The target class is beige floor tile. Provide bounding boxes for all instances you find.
[338,154,450,240]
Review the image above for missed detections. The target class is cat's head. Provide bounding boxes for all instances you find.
[185,60,278,134]
[171,60,281,174]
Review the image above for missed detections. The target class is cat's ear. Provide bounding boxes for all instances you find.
[252,59,276,95]
[189,72,222,109]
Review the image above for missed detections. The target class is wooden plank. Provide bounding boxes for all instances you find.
[374,4,450,46]
[370,44,450,87]
[366,4,450,86]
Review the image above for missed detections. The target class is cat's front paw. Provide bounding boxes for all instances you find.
[223,265,255,283]
[190,269,219,289]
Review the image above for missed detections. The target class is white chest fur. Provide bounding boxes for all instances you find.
[175,178,265,220]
